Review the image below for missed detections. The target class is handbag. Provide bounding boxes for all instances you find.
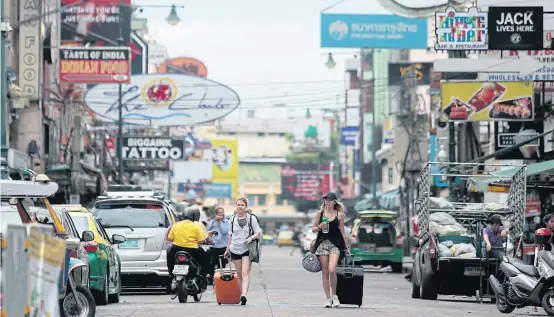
[302,252,322,273]
[247,240,260,263]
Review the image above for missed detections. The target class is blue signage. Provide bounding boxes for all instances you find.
[206,183,232,198]
[340,126,359,145]
[429,134,448,187]
[321,13,428,49]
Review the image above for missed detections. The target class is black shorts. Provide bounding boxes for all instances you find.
[230,251,249,260]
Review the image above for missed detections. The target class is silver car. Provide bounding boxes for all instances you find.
[92,197,176,288]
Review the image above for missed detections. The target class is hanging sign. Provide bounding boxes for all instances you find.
[435,7,488,51]
[59,47,131,84]
[487,6,543,50]
[121,137,187,160]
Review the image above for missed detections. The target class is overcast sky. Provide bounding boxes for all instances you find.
[131,0,446,124]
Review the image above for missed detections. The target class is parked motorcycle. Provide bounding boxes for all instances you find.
[60,235,96,317]
[489,228,554,315]
[171,251,208,303]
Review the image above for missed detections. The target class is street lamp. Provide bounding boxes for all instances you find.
[166,5,181,26]
[326,53,336,69]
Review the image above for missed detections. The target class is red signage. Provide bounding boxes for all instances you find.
[59,47,131,84]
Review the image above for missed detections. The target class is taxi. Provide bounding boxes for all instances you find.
[54,204,125,305]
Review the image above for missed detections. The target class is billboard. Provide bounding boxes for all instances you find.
[84,74,240,126]
[435,7,488,51]
[487,6,543,50]
[59,47,131,83]
[60,0,132,44]
[210,138,239,198]
[121,137,189,160]
[320,13,428,49]
[388,62,432,86]
[157,57,208,77]
[440,81,534,121]
[280,164,335,201]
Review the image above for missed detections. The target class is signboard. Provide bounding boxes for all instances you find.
[19,0,41,99]
[477,31,554,89]
[494,120,544,159]
[148,43,168,67]
[487,6,544,50]
[84,74,241,126]
[340,126,359,145]
[158,57,208,77]
[388,62,432,86]
[320,13,428,49]
[121,137,188,160]
[59,47,131,84]
[280,164,335,201]
[435,7,488,51]
[440,81,534,121]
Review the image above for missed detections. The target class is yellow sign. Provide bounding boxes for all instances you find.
[440,81,533,121]
[210,138,238,179]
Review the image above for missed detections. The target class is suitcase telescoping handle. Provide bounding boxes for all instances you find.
[219,254,233,274]
[342,255,355,278]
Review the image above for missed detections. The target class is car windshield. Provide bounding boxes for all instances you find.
[70,214,90,238]
[93,203,168,228]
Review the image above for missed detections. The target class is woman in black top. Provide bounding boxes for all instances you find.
[312,192,350,308]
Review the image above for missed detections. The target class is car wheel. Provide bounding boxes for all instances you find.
[108,266,121,304]
[420,262,438,300]
[411,263,420,299]
[95,269,109,305]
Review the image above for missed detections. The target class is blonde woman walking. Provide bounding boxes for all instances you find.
[224,197,263,305]
[311,192,350,308]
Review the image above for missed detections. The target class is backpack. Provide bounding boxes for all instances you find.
[230,214,259,241]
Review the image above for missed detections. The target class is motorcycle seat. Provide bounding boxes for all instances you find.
[509,258,540,277]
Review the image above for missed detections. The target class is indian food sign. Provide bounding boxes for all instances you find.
[440,81,534,121]
[59,47,131,84]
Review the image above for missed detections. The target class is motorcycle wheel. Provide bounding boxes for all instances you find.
[193,291,202,302]
[177,278,188,303]
[541,288,554,316]
[60,284,96,317]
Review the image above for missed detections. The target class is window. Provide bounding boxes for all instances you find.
[93,203,169,228]
[276,194,285,205]
[256,195,267,206]
[95,220,110,241]
[247,110,255,118]
[72,215,91,238]
[388,168,393,185]
[246,195,256,206]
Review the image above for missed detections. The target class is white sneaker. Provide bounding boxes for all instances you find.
[325,298,332,308]
[331,295,340,307]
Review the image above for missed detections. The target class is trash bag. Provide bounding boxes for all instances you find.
[429,212,459,226]
[484,203,509,212]
[452,243,476,257]
[438,244,453,257]
[429,197,455,211]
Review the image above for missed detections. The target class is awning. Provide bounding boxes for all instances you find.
[354,189,400,211]
[470,160,554,192]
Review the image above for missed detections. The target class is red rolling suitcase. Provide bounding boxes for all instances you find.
[214,255,241,305]
[336,256,364,307]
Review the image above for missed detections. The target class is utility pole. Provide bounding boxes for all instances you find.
[334,111,341,195]
[0,4,9,180]
[117,0,125,184]
[71,115,82,203]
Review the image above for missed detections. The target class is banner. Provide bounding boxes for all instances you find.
[280,164,334,201]
[388,62,432,86]
[210,138,239,198]
[340,126,359,145]
[487,6,544,50]
[494,120,544,159]
[28,226,66,317]
[440,81,534,121]
[60,0,132,44]
[59,47,131,83]
[121,137,188,160]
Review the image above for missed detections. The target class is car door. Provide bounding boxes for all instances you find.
[96,219,118,289]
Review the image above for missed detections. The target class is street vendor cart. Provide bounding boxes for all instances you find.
[409,162,526,303]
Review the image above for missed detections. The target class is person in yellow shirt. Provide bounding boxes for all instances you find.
[166,207,209,287]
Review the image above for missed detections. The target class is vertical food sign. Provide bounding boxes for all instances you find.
[435,7,488,51]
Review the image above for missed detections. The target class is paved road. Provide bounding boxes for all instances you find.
[98,246,535,317]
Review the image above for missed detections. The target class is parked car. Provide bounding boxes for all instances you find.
[55,205,125,305]
[92,196,177,289]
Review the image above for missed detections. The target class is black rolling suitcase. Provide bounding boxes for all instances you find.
[336,256,364,307]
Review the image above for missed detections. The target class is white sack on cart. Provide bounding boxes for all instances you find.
[452,243,476,257]
[429,197,455,211]
[429,212,460,226]
[484,202,509,212]
[435,224,467,236]
[457,252,477,258]
[438,244,453,257]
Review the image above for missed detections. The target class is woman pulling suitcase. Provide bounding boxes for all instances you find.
[311,192,351,308]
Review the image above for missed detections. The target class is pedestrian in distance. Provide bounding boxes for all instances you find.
[207,207,230,282]
[311,192,350,308]
[290,226,303,256]
[224,197,263,305]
